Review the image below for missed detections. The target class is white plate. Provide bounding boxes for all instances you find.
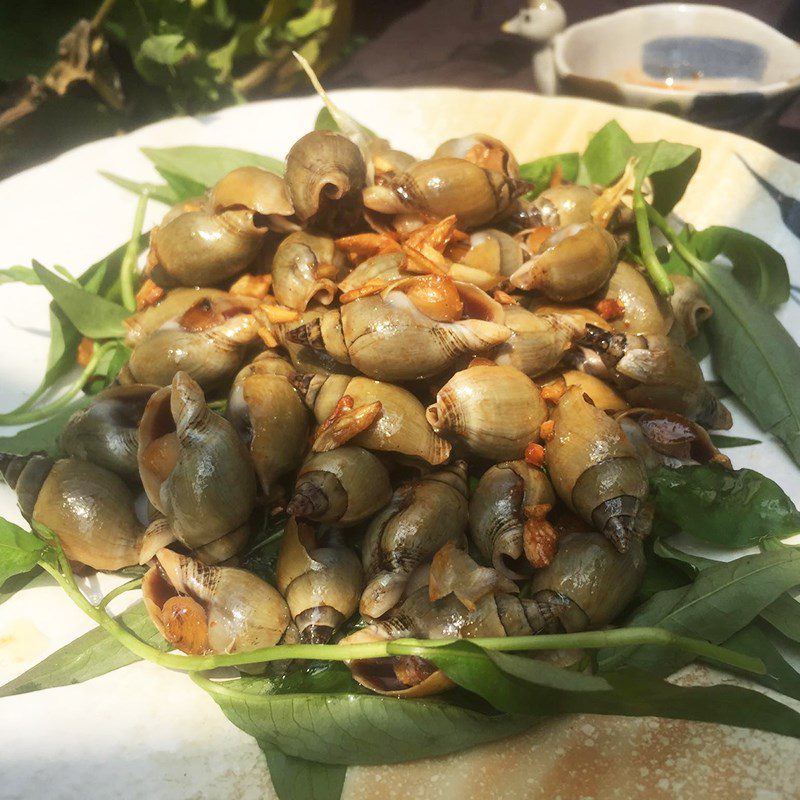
[1,89,799,800]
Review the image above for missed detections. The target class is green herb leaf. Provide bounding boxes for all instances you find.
[196,673,533,765]
[141,146,284,190]
[647,208,800,465]
[259,742,346,800]
[0,399,90,455]
[518,153,580,198]
[582,121,699,212]
[724,621,800,702]
[100,172,179,205]
[599,547,800,675]
[691,226,790,308]
[155,168,206,203]
[582,121,635,186]
[0,517,43,587]
[651,538,715,577]
[633,140,701,215]
[31,261,129,340]
[0,266,40,286]
[650,464,800,547]
[425,641,800,739]
[314,107,339,131]
[0,601,166,698]
[636,539,691,602]
[760,593,800,644]
[710,434,762,448]
[695,262,800,464]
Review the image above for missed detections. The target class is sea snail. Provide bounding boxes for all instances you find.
[275,517,362,643]
[545,386,649,553]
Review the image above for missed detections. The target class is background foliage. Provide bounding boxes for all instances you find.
[0,0,353,177]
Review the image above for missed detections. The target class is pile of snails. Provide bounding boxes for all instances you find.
[1,125,731,698]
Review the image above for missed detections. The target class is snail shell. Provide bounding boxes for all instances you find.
[545,386,648,553]
[360,462,469,619]
[578,326,732,429]
[275,518,363,643]
[291,279,511,381]
[209,166,295,231]
[363,157,520,229]
[125,289,259,390]
[270,231,347,311]
[469,460,556,579]
[601,261,675,336]
[510,222,618,302]
[337,251,406,293]
[492,305,577,377]
[344,576,584,696]
[138,372,257,552]
[464,228,524,277]
[531,532,645,628]
[58,384,158,482]
[669,274,712,343]
[227,354,310,497]
[617,408,730,470]
[544,370,628,413]
[426,365,548,460]
[143,548,290,655]
[533,185,599,229]
[433,134,520,178]
[148,206,266,288]
[284,130,367,231]
[294,372,451,465]
[287,446,391,526]
[1,454,143,571]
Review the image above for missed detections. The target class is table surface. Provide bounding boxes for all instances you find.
[325,0,800,161]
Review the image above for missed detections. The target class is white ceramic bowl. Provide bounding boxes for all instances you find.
[549,3,800,131]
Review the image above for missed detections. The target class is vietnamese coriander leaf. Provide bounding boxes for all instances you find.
[259,742,347,800]
[650,464,800,547]
[100,171,179,206]
[193,672,533,765]
[0,517,43,586]
[710,434,762,448]
[31,261,129,340]
[690,226,790,308]
[423,641,800,739]
[651,207,800,465]
[724,621,800,702]
[141,145,284,190]
[761,593,800,644]
[518,153,580,198]
[0,266,40,286]
[0,601,167,698]
[581,121,700,213]
[598,547,800,675]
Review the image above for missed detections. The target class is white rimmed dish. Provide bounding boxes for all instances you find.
[0,88,799,799]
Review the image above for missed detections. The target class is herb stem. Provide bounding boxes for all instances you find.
[120,194,149,312]
[91,0,118,30]
[35,556,766,677]
[0,342,115,425]
[646,204,706,273]
[98,577,143,611]
[634,186,673,296]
